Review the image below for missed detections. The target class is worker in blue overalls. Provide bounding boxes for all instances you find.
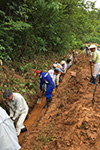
[36,70,55,108]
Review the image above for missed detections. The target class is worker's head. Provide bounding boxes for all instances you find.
[54,69,59,75]
[3,89,13,100]
[89,44,97,52]
[61,60,65,66]
[36,70,41,77]
[53,63,57,69]
[67,58,71,63]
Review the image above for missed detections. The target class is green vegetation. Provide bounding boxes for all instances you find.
[0,0,100,111]
[0,0,100,62]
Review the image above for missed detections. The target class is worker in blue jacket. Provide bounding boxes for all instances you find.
[36,70,55,108]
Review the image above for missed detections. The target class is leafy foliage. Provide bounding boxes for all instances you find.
[0,0,100,61]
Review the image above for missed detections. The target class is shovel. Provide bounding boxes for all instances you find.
[37,90,43,104]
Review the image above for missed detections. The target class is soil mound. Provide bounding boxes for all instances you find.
[21,53,100,150]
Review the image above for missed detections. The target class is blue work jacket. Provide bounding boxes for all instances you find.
[40,72,54,90]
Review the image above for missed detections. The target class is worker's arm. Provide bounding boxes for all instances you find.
[9,108,14,118]
[40,77,44,91]
[7,102,14,118]
[13,98,22,120]
[56,67,63,73]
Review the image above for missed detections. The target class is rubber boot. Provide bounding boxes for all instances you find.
[49,97,52,102]
[59,76,62,82]
[97,74,100,84]
[43,99,50,109]
[89,76,96,84]
[21,126,27,133]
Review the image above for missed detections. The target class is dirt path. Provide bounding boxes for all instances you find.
[18,97,46,145]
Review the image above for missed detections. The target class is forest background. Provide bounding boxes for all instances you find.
[0,0,100,110]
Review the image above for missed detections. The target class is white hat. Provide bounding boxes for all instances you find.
[89,44,97,49]
[53,64,57,67]
[61,60,65,65]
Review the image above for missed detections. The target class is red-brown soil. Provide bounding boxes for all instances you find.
[20,52,100,150]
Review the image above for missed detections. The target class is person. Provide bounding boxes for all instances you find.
[86,46,88,56]
[72,51,75,63]
[69,54,73,64]
[60,60,67,73]
[52,63,63,73]
[48,68,59,88]
[52,63,63,82]
[3,89,29,136]
[55,62,64,72]
[66,58,72,69]
[0,106,21,150]
[72,51,78,64]
[89,44,100,84]
[36,70,55,108]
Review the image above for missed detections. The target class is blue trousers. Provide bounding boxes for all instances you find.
[45,84,55,100]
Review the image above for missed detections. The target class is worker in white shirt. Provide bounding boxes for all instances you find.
[55,62,64,72]
[3,89,29,136]
[89,44,100,84]
[48,68,59,87]
[0,106,21,150]
[60,60,67,73]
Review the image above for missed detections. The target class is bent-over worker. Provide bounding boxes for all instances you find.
[60,60,67,73]
[3,89,29,136]
[36,70,55,108]
[48,68,59,87]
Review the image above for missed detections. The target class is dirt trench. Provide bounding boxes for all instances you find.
[18,96,46,144]
[20,52,100,150]
[18,61,76,147]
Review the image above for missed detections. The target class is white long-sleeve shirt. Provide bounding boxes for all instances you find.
[8,93,29,120]
[48,69,56,83]
[48,69,59,86]
[0,106,21,150]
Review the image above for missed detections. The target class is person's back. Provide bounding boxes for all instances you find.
[0,106,9,123]
[48,69,56,83]
[56,63,64,72]
[8,93,28,114]
[40,72,54,86]
[0,106,21,150]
